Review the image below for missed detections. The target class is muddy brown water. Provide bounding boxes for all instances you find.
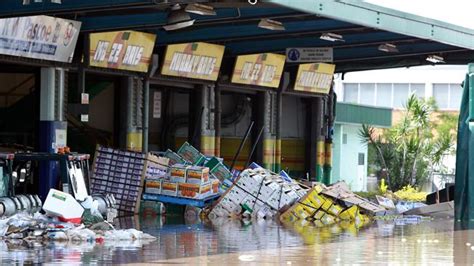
[0,216,472,265]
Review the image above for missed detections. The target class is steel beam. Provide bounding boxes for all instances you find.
[267,0,474,50]
[0,0,159,17]
[79,7,300,32]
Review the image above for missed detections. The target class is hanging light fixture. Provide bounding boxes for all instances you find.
[320,32,344,42]
[378,43,399,53]
[23,0,61,4]
[258,18,285,31]
[185,3,216,16]
[163,4,196,31]
[426,55,445,64]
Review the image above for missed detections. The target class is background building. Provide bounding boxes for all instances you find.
[335,65,465,190]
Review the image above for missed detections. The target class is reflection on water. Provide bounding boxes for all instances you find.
[0,215,471,264]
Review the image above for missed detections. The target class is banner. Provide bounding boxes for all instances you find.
[294,63,336,94]
[161,42,225,81]
[231,53,285,88]
[89,31,156,73]
[0,15,81,63]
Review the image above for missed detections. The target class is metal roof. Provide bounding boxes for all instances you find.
[336,102,392,127]
[0,0,473,73]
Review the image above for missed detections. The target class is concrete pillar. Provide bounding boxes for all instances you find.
[40,68,55,122]
[124,77,143,152]
[214,85,221,157]
[200,85,216,156]
[39,67,68,199]
[262,91,277,172]
[142,78,150,153]
[275,91,282,172]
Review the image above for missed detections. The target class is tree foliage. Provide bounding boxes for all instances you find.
[359,95,456,191]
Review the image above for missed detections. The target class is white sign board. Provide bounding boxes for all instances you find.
[153,91,162,119]
[80,114,89,122]
[0,15,81,63]
[81,93,89,105]
[286,47,333,63]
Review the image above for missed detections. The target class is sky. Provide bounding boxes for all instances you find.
[366,0,474,29]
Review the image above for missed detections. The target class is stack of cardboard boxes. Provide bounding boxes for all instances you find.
[209,167,308,219]
[280,182,385,228]
[144,142,220,200]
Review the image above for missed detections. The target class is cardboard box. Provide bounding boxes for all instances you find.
[240,194,257,213]
[186,166,210,184]
[210,179,220,195]
[313,210,325,220]
[170,164,188,183]
[305,190,326,209]
[209,204,230,217]
[177,182,211,199]
[259,180,280,199]
[227,186,248,204]
[164,149,187,166]
[177,142,205,165]
[220,196,242,213]
[235,174,263,197]
[144,179,162,194]
[161,181,178,196]
[205,157,232,182]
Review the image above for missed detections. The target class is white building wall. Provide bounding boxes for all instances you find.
[335,65,467,111]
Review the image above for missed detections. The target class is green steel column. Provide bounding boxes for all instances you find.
[315,97,325,182]
[323,88,336,185]
[455,63,474,223]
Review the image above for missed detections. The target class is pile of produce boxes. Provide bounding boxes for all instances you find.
[144,142,220,200]
[280,182,386,228]
[208,166,309,219]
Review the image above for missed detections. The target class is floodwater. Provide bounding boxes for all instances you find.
[0,215,472,265]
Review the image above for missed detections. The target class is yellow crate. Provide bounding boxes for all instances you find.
[327,204,343,217]
[313,185,324,194]
[306,192,326,209]
[355,213,371,228]
[280,210,299,222]
[320,213,336,225]
[293,204,313,220]
[313,209,326,220]
[339,205,359,221]
[321,197,334,211]
[313,220,325,228]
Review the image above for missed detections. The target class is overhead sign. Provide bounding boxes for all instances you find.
[161,42,225,81]
[286,47,333,63]
[90,31,156,73]
[232,53,285,88]
[294,63,336,94]
[0,15,81,63]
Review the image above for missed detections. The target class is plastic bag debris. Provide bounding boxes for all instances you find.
[103,229,156,241]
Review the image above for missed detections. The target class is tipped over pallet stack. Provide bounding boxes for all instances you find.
[208,166,309,219]
[280,181,385,228]
[208,163,385,229]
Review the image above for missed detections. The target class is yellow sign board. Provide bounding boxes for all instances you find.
[89,31,156,73]
[232,53,286,88]
[294,63,336,94]
[161,42,225,81]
